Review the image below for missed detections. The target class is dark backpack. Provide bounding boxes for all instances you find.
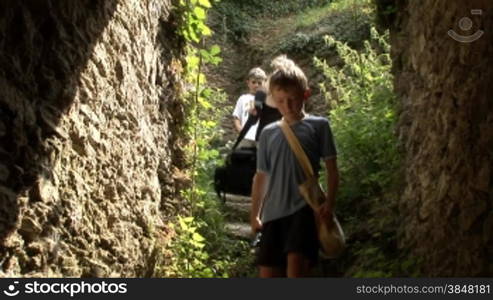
[214,146,256,201]
[214,90,264,201]
[214,90,281,202]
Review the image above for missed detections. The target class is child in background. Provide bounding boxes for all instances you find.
[232,67,266,148]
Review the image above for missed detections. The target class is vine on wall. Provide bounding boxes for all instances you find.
[158,0,253,277]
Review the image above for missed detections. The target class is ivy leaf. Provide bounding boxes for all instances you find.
[199,49,210,59]
[198,97,212,109]
[192,232,205,242]
[200,24,212,36]
[186,55,200,69]
[198,0,211,8]
[209,44,221,55]
[193,6,206,20]
[202,87,213,97]
[182,216,194,223]
[178,218,188,230]
[187,26,200,42]
[210,56,222,66]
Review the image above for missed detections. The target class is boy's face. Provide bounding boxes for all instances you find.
[247,78,264,94]
[271,86,304,120]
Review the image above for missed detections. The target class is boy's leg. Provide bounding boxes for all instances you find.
[259,266,285,278]
[256,218,287,277]
[285,206,319,277]
[286,252,311,277]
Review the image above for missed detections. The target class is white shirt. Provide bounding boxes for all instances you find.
[232,94,258,141]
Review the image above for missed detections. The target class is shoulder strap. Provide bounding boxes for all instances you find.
[232,113,258,150]
[233,90,267,149]
[279,119,314,178]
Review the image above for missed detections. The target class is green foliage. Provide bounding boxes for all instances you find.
[278,33,316,54]
[182,44,224,188]
[160,0,254,278]
[315,27,413,277]
[315,27,397,201]
[164,216,216,277]
[167,47,243,277]
[177,0,214,42]
[276,0,374,56]
[295,5,337,28]
[212,0,330,44]
[351,243,423,277]
[163,181,253,277]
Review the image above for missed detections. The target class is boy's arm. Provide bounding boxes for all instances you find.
[232,97,244,133]
[320,158,339,218]
[250,171,267,234]
[233,117,242,132]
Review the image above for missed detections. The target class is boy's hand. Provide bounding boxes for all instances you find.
[250,216,263,235]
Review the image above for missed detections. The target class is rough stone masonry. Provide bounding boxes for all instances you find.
[0,0,188,276]
[391,0,493,276]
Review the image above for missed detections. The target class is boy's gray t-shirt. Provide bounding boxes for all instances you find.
[257,115,337,224]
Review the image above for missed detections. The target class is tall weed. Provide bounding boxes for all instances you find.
[315,27,399,203]
[314,28,412,276]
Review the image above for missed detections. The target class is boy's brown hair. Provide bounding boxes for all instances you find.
[268,55,308,98]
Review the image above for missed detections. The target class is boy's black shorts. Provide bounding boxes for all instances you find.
[256,205,319,267]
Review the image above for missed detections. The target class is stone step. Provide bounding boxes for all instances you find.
[224,201,250,220]
[208,192,250,204]
[225,222,252,240]
[223,193,250,203]
[210,192,252,222]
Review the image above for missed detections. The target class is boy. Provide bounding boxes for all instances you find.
[250,56,339,277]
[232,67,267,148]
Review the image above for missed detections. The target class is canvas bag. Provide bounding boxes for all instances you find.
[279,119,345,258]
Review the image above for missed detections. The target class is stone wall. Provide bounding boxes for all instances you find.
[391,0,493,276]
[0,0,187,277]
